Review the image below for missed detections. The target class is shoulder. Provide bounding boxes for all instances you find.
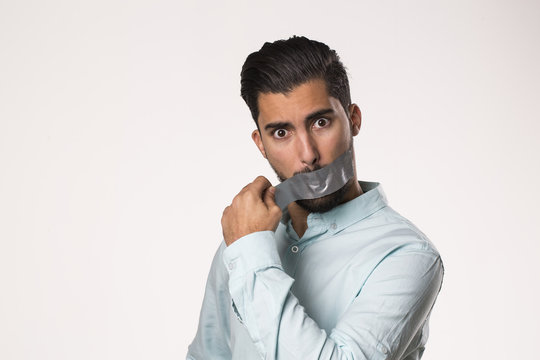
[349,204,440,256]
[366,206,444,286]
[336,204,443,287]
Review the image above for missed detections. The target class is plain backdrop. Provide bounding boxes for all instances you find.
[1,0,539,359]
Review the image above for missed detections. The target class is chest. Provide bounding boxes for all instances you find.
[278,234,381,333]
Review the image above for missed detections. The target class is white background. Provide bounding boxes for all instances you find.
[1,0,539,359]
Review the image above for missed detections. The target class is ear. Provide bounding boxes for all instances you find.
[348,104,362,136]
[252,129,267,158]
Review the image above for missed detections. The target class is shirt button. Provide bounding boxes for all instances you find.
[330,223,337,230]
[228,262,235,270]
[382,346,388,355]
[291,245,299,253]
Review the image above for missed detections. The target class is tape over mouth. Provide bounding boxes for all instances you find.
[274,148,354,210]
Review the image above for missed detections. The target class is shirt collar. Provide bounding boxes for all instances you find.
[280,181,388,241]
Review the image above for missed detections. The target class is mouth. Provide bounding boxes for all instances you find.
[273,148,354,210]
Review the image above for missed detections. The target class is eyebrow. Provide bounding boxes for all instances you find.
[264,121,290,132]
[305,108,334,121]
[264,108,335,131]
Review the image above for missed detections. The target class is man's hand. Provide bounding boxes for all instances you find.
[221,176,282,246]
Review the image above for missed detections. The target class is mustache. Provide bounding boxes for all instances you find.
[294,164,323,176]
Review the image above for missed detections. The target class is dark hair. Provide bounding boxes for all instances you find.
[240,36,351,126]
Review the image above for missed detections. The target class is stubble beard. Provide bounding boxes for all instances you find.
[295,179,353,213]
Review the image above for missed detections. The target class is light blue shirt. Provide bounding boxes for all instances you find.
[187,182,443,359]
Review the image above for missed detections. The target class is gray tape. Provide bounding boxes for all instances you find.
[274,148,354,210]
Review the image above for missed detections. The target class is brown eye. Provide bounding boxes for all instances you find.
[314,118,329,129]
[274,129,288,139]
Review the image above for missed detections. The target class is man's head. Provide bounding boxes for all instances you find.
[241,37,362,213]
[241,36,351,126]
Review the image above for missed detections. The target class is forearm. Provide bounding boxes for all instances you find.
[224,232,355,359]
[224,231,444,360]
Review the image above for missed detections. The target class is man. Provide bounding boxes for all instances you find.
[187,36,443,359]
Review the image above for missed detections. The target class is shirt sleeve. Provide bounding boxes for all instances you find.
[187,241,232,360]
[223,231,444,360]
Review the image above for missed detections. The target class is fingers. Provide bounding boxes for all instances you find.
[222,176,281,245]
[250,176,272,194]
[263,186,281,217]
[238,176,270,195]
[263,186,275,206]
[234,176,278,211]
[236,176,272,204]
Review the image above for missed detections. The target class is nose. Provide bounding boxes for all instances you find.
[296,132,319,169]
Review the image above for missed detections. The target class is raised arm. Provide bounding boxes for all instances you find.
[223,231,443,359]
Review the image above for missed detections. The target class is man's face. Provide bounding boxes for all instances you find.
[252,79,361,212]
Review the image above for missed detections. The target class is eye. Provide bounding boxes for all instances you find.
[313,118,330,129]
[273,128,288,139]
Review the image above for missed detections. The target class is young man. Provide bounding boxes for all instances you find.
[187,36,443,359]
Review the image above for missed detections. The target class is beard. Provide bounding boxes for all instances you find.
[295,178,353,213]
[270,158,354,214]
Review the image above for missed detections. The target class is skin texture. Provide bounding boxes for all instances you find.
[222,79,363,245]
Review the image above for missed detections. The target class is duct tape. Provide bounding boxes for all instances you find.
[274,148,354,210]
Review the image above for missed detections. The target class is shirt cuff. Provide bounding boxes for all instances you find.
[222,231,282,276]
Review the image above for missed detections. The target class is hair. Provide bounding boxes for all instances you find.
[240,36,351,126]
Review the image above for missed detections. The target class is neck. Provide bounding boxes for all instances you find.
[287,178,363,238]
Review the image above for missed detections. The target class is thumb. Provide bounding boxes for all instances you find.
[263,186,277,207]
